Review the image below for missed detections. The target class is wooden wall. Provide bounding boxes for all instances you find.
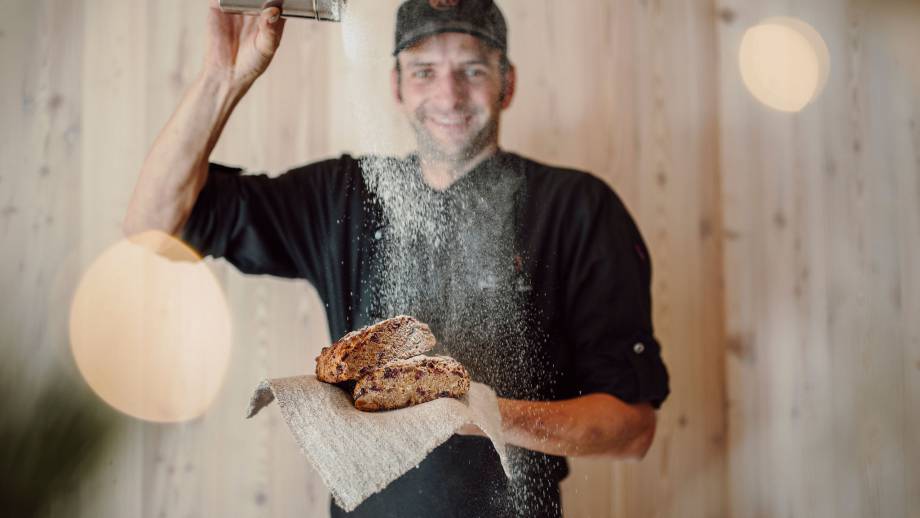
[716,0,920,516]
[493,2,726,516]
[1,0,915,517]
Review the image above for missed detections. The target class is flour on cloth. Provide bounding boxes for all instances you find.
[246,375,510,512]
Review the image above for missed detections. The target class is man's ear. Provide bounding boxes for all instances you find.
[391,67,403,104]
[500,63,516,110]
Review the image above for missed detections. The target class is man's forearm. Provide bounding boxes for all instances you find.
[123,70,248,237]
[497,394,656,459]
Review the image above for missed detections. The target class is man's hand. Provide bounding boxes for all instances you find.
[123,1,287,237]
[496,395,657,459]
[453,395,657,460]
[204,0,287,88]
[455,422,487,437]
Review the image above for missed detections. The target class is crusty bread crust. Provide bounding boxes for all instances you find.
[314,315,436,383]
[353,356,470,412]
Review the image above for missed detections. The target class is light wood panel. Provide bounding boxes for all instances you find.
[23,0,920,517]
[77,1,335,517]
[2,0,727,517]
[0,0,84,381]
[495,1,726,517]
[716,0,920,516]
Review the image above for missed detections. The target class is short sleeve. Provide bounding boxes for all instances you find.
[180,161,334,281]
[564,177,670,409]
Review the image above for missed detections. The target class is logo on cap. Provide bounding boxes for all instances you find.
[429,0,460,10]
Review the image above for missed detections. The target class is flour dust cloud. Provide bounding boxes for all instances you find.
[338,2,562,514]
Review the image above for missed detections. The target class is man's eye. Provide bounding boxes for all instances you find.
[465,68,486,78]
[413,69,433,79]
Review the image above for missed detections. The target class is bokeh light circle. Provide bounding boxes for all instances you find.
[739,17,830,112]
[69,231,232,423]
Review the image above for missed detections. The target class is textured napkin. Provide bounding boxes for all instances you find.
[246,375,510,512]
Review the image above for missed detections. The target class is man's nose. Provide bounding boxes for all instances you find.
[433,71,468,107]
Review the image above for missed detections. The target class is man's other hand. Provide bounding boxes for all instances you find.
[204,0,287,88]
[455,422,487,437]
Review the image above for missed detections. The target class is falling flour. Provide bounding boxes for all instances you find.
[333,3,563,515]
[340,0,374,64]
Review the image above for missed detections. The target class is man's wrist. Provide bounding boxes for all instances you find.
[198,67,250,101]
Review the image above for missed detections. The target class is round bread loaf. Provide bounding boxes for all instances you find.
[314,315,437,383]
[352,355,471,412]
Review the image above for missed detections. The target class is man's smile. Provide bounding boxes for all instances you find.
[425,111,474,130]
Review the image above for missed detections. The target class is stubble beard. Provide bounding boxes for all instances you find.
[412,103,500,165]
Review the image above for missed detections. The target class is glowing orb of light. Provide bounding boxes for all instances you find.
[739,17,830,113]
[69,231,232,423]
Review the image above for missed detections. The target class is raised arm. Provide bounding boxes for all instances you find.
[122,1,286,237]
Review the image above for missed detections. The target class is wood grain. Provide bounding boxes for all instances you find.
[717,0,920,516]
[4,0,916,517]
[496,1,726,516]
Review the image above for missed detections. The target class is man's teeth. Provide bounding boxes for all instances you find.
[433,116,466,125]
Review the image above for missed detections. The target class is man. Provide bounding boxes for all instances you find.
[123,0,670,516]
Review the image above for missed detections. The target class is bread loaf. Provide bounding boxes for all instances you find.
[352,355,470,411]
[315,315,436,383]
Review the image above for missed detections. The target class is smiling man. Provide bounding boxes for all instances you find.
[124,1,670,516]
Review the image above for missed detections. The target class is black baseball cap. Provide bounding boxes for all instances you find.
[393,0,508,56]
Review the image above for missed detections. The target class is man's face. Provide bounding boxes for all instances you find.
[393,32,514,162]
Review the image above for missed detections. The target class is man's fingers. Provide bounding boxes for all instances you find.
[456,423,486,437]
[255,7,285,57]
[263,6,281,24]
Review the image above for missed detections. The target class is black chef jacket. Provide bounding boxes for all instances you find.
[181,151,670,518]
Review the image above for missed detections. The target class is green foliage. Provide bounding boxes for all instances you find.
[0,363,119,518]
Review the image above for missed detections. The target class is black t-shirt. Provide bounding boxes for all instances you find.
[181,151,670,518]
